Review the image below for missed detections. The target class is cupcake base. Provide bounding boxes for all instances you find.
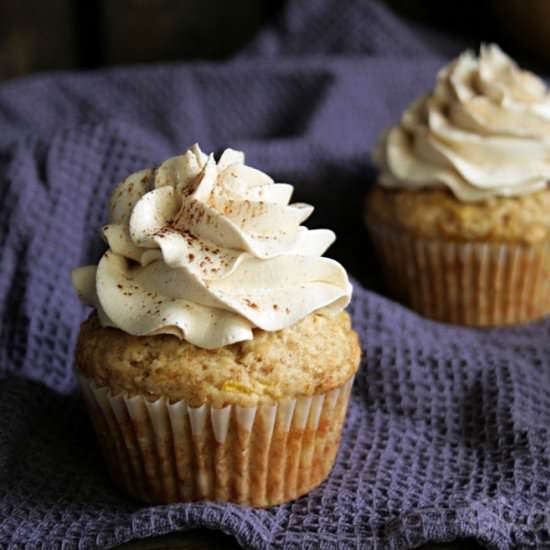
[79,374,354,506]
[368,221,550,326]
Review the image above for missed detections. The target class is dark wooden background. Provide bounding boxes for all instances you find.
[1,0,549,84]
[0,0,274,82]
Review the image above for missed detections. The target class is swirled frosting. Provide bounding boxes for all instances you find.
[72,145,351,349]
[374,44,550,202]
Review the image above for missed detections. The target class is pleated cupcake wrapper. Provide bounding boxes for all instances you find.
[78,373,354,506]
[367,221,550,326]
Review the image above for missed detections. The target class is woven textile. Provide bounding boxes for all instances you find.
[1,1,550,548]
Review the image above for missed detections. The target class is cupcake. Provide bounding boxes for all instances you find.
[72,144,360,506]
[367,44,550,326]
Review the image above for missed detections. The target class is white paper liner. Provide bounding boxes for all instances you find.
[78,373,355,506]
[368,221,550,326]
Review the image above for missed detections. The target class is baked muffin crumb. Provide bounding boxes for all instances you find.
[367,186,550,244]
[76,311,360,408]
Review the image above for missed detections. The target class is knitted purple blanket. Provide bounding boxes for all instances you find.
[1,1,549,548]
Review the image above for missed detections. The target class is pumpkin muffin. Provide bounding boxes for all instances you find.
[366,44,550,326]
[72,144,360,506]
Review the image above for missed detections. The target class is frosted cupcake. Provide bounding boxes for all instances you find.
[367,44,550,326]
[72,144,360,506]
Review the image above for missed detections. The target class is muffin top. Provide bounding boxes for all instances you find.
[367,185,550,244]
[76,310,360,407]
[72,144,352,349]
[374,44,550,202]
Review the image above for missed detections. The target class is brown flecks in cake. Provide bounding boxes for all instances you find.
[117,284,123,289]
[188,254,195,262]
[243,298,259,310]
[260,364,274,375]
[76,311,360,409]
[273,304,279,310]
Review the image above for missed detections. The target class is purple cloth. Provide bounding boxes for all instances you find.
[1,1,549,548]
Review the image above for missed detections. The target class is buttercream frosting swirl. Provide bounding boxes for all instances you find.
[72,145,351,349]
[374,44,550,202]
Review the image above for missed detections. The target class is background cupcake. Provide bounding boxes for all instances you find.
[366,44,550,326]
[72,144,360,506]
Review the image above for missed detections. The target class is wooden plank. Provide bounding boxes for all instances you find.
[113,529,481,549]
[0,0,76,81]
[99,0,267,63]
[114,529,240,549]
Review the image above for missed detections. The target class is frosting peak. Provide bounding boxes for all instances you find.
[374,44,550,202]
[72,145,351,349]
